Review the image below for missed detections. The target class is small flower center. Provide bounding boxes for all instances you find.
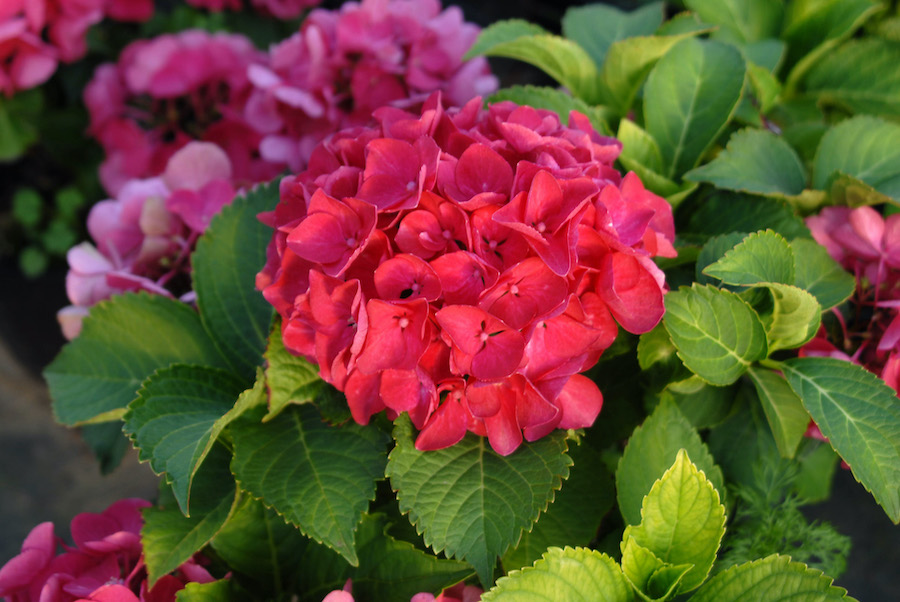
[479,331,490,343]
[510,284,520,296]
[442,228,452,239]
[407,180,417,191]
[488,240,498,250]
[535,221,547,233]
[398,317,410,329]
[346,236,357,247]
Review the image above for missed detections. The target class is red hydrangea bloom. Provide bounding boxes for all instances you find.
[258,94,675,455]
[187,0,321,18]
[321,580,481,602]
[243,0,498,172]
[85,29,280,195]
[58,142,237,339]
[0,499,215,602]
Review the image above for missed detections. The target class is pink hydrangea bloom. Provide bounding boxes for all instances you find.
[258,94,675,455]
[244,0,498,172]
[321,580,482,602]
[58,142,237,339]
[85,29,279,195]
[187,0,321,18]
[0,499,215,602]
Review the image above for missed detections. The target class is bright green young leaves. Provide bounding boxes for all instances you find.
[704,230,795,286]
[790,239,855,311]
[387,415,571,586]
[684,0,782,44]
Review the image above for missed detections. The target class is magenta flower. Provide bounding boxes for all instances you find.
[187,0,321,18]
[259,93,675,455]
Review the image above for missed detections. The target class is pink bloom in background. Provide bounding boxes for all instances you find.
[321,580,482,602]
[0,499,215,602]
[187,0,322,18]
[258,93,675,455]
[85,29,279,195]
[244,0,498,172]
[59,142,237,339]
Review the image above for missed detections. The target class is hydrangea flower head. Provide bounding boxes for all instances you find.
[187,0,321,18]
[259,94,675,455]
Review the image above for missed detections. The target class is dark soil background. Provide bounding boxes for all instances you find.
[0,2,897,600]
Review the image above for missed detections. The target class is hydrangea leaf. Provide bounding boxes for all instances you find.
[747,366,810,459]
[561,2,663,68]
[812,115,900,201]
[386,414,570,586]
[263,320,325,422]
[618,118,664,175]
[193,180,279,380]
[663,284,768,386]
[643,38,745,179]
[684,192,810,240]
[688,554,855,601]
[694,233,751,286]
[754,283,821,352]
[781,357,900,524]
[176,580,245,602]
[230,404,389,564]
[703,230,795,287]
[0,90,42,161]
[124,364,248,515]
[790,239,855,311]
[46,293,229,426]
[616,399,724,526]
[488,85,610,135]
[502,441,614,571]
[794,441,841,503]
[783,0,880,69]
[746,62,782,114]
[659,376,737,430]
[828,172,897,208]
[623,449,726,594]
[482,547,633,602]
[620,537,692,602]
[684,129,806,197]
[465,20,602,103]
[683,0,782,43]
[142,443,238,587]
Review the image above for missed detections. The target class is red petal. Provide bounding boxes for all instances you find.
[415,398,469,451]
[556,374,603,429]
[598,252,665,334]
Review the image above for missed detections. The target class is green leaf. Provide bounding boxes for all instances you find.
[695,233,751,287]
[502,442,614,571]
[781,357,900,523]
[46,293,228,426]
[828,172,896,208]
[487,85,610,135]
[142,443,238,586]
[616,400,724,526]
[663,284,768,385]
[689,554,854,601]
[562,2,663,68]
[659,376,737,430]
[176,580,245,602]
[620,536,692,601]
[790,239,855,311]
[230,404,389,564]
[193,181,278,380]
[684,0,782,43]
[624,449,726,595]
[685,129,806,197]
[0,90,42,160]
[12,188,43,228]
[747,367,810,459]
[746,62,782,115]
[386,414,570,586]
[125,365,246,514]
[684,192,810,241]
[81,422,130,474]
[794,440,841,503]
[263,320,324,421]
[754,283,821,352]
[703,230,795,286]
[465,21,601,103]
[483,547,633,602]
[656,12,710,36]
[618,118,664,175]
[812,115,900,201]
[644,38,745,179]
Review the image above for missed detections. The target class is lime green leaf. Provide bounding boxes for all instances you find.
[704,230,795,286]
[142,444,238,586]
[689,554,854,601]
[695,233,751,286]
[781,357,900,523]
[487,85,610,135]
[483,547,633,602]
[746,62,782,114]
[812,115,900,201]
[46,293,228,425]
[755,283,821,352]
[828,172,896,208]
[624,449,726,594]
[684,0,782,43]
[125,365,246,514]
[193,181,278,380]
[176,580,245,602]
[386,414,570,586]
[656,12,710,36]
[644,38,745,179]
[263,320,324,421]
[684,192,810,240]
[685,129,806,197]
[465,21,601,103]
[747,367,810,459]
[790,239,855,311]
[621,537,692,601]
[616,400,724,526]
[502,442,614,571]
[663,284,768,385]
[231,404,389,564]
[562,2,663,68]
[618,119,664,175]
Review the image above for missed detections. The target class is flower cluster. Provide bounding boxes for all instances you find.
[322,580,481,602]
[258,94,675,455]
[84,29,278,195]
[58,142,236,339]
[187,0,322,19]
[0,0,152,97]
[0,499,214,602]
[244,0,498,172]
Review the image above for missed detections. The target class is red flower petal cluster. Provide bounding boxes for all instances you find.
[258,94,675,455]
[186,0,322,19]
[0,499,215,602]
[243,0,497,172]
[84,29,280,195]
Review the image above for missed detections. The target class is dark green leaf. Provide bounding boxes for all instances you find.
[684,0,782,43]
[790,239,855,311]
[263,319,324,421]
[465,19,548,59]
[684,192,810,241]
[747,367,810,458]
[659,376,737,430]
[0,90,42,160]
[562,2,663,67]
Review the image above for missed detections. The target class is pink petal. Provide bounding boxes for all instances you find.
[598,252,665,334]
[415,398,468,451]
[555,374,603,429]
